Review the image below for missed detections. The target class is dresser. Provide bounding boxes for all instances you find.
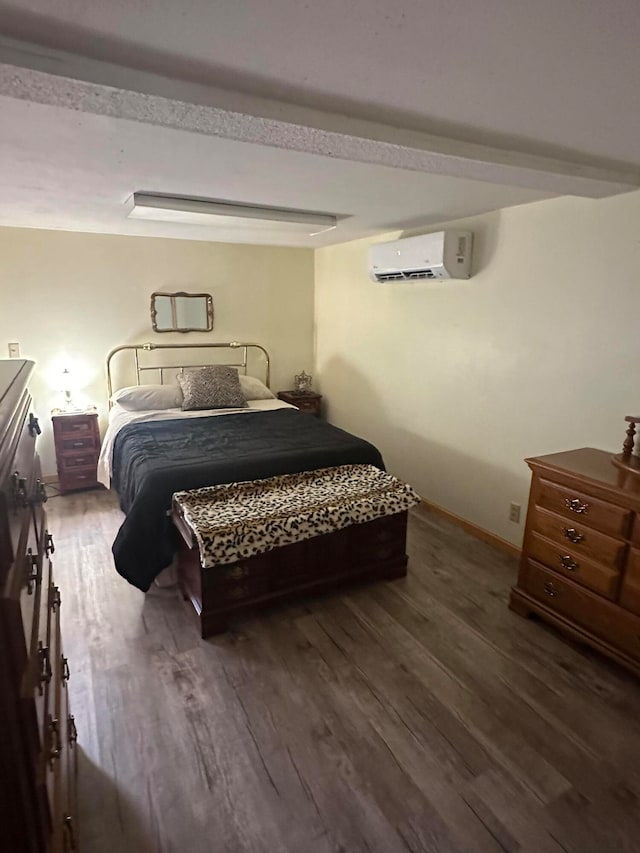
[0,360,78,852]
[52,410,100,494]
[510,447,640,676]
[277,390,322,417]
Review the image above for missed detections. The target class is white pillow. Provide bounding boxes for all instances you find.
[238,374,275,401]
[111,384,183,411]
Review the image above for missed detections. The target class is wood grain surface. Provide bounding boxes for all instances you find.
[48,490,640,853]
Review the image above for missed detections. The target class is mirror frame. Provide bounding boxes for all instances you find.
[150,291,214,333]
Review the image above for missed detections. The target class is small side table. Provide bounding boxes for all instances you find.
[51,409,102,494]
[277,391,322,417]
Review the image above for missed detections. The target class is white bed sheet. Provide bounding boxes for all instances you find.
[97,398,296,487]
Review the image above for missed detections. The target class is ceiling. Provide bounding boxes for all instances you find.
[0,0,639,247]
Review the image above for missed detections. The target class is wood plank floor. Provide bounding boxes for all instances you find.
[48,489,640,853]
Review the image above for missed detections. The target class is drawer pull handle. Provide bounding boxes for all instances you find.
[559,555,578,571]
[28,413,41,436]
[61,654,71,683]
[227,564,249,580]
[544,581,558,597]
[564,497,589,514]
[72,441,84,448]
[26,548,40,594]
[47,716,62,768]
[68,714,78,745]
[45,531,55,556]
[50,585,62,612]
[64,814,77,850]
[37,642,52,693]
[11,471,28,507]
[227,583,249,600]
[32,479,47,505]
[562,527,584,544]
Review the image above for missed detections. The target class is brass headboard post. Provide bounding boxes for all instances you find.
[106,341,271,407]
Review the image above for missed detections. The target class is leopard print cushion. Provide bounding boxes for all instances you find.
[173,464,420,569]
[177,365,248,410]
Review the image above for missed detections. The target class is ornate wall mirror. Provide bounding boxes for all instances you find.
[151,292,214,333]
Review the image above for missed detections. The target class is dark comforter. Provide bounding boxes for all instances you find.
[111,408,384,591]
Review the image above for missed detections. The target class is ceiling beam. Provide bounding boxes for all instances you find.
[1,36,638,199]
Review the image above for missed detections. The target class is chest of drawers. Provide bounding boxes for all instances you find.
[52,410,101,494]
[510,447,640,676]
[1,360,78,851]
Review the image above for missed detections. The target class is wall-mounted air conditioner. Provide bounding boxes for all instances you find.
[368,230,473,282]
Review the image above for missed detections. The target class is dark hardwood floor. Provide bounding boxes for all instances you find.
[48,489,640,853]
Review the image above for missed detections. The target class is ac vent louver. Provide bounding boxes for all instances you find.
[375,269,436,282]
[406,269,436,280]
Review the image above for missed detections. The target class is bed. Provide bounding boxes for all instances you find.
[100,342,385,592]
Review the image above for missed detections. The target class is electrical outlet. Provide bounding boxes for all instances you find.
[509,502,521,523]
[8,342,20,358]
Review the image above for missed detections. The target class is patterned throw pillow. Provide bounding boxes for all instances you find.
[177,366,248,410]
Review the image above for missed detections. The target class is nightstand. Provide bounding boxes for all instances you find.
[277,390,323,417]
[52,409,101,494]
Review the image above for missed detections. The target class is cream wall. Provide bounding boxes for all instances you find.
[0,228,314,476]
[314,191,640,547]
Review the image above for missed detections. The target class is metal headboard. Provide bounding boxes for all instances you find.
[106,341,271,406]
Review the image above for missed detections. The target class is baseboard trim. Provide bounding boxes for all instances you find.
[419,498,522,560]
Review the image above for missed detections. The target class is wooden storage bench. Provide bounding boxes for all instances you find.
[171,464,419,638]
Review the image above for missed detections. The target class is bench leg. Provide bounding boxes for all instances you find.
[382,556,408,580]
[201,613,229,638]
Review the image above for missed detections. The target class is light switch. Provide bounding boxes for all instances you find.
[8,342,20,358]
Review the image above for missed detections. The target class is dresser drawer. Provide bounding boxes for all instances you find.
[3,507,41,679]
[3,413,40,558]
[59,435,96,453]
[43,605,63,819]
[20,557,54,757]
[60,452,97,471]
[529,506,626,569]
[632,515,640,547]
[528,531,620,599]
[52,649,76,853]
[62,687,78,822]
[524,560,640,661]
[59,695,78,853]
[537,479,632,538]
[620,548,640,617]
[20,526,44,661]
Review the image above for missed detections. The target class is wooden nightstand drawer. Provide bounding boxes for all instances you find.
[277,391,322,417]
[60,469,98,492]
[60,435,96,453]
[56,417,94,434]
[60,452,97,471]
